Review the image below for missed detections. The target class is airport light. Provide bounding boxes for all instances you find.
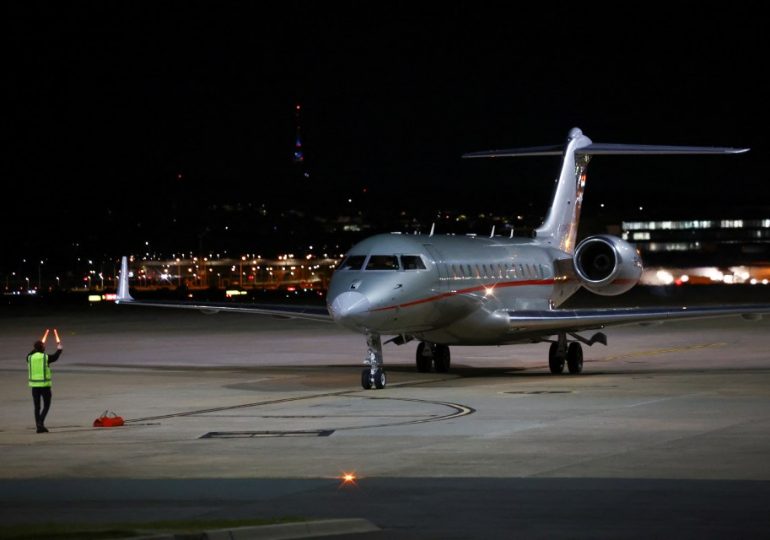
[338,472,358,487]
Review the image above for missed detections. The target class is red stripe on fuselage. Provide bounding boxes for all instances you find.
[370,278,556,312]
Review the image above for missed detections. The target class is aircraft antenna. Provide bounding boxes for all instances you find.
[429,223,435,237]
[510,229,514,239]
[490,225,495,238]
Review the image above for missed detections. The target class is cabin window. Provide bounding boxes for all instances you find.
[366,255,400,270]
[474,264,481,278]
[401,255,426,270]
[466,265,472,278]
[450,264,458,278]
[339,255,366,270]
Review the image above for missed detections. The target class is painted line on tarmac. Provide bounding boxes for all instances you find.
[124,383,475,432]
[600,342,727,363]
[335,395,475,431]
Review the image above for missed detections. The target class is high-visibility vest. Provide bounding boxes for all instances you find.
[27,352,52,388]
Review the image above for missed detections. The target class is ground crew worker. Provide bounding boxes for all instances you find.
[27,339,62,433]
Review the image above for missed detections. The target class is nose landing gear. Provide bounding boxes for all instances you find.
[361,334,387,389]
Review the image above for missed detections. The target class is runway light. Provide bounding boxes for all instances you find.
[338,472,358,487]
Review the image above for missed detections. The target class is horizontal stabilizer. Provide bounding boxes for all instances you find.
[575,143,749,155]
[463,143,749,159]
[463,145,564,158]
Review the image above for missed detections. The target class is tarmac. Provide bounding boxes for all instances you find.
[1,300,770,538]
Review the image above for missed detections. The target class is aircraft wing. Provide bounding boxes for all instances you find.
[507,305,770,337]
[116,298,332,322]
[115,257,331,321]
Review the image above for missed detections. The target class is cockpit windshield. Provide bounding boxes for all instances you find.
[339,255,366,270]
[366,255,400,270]
[401,255,426,270]
[340,254,426,271]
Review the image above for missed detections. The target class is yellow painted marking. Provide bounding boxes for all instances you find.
[601,342,727,362]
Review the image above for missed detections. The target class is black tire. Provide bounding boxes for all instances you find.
[374,368,387,389]
[361,368,373,389]
[567,342,583,374]
[549,342,565,374]
[433,344,451,373]
[416,342,432,372]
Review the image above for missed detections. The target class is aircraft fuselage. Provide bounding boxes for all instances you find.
[327,233,580,345]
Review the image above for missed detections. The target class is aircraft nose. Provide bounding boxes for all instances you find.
[329,291,371,324]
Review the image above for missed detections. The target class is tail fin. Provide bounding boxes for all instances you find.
[116,256,134,303]
[463,127,748,254]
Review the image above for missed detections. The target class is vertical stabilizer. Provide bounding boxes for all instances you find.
[534,127,592,253]
[462,128,747,254]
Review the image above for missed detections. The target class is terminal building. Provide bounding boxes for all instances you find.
[621,217,770,285]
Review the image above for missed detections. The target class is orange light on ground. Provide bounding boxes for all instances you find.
[338,472,358,487]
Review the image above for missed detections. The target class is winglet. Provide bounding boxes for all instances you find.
[116,256,134,303]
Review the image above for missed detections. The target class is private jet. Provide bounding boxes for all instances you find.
[117,127,770,389]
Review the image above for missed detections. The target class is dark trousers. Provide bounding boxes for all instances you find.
[32,387,52,426]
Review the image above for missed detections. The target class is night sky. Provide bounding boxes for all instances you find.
[4,2,769,265]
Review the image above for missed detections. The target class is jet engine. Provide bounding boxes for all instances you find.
[573,235,643,296]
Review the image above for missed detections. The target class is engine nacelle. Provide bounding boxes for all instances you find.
[573,235,643,296]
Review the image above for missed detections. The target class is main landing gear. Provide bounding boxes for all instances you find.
[548,331,607,374]
[361,334,387,390]
[415,342,450,373]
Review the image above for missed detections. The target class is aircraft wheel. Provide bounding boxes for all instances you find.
[433,344,451,373]
[361,369,373,390]
[374,368,387,389]
[548,342,565,374]
[416,342,432,372]
[567,342,583,374]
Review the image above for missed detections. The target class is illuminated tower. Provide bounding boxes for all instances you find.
[293,104,308,177]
